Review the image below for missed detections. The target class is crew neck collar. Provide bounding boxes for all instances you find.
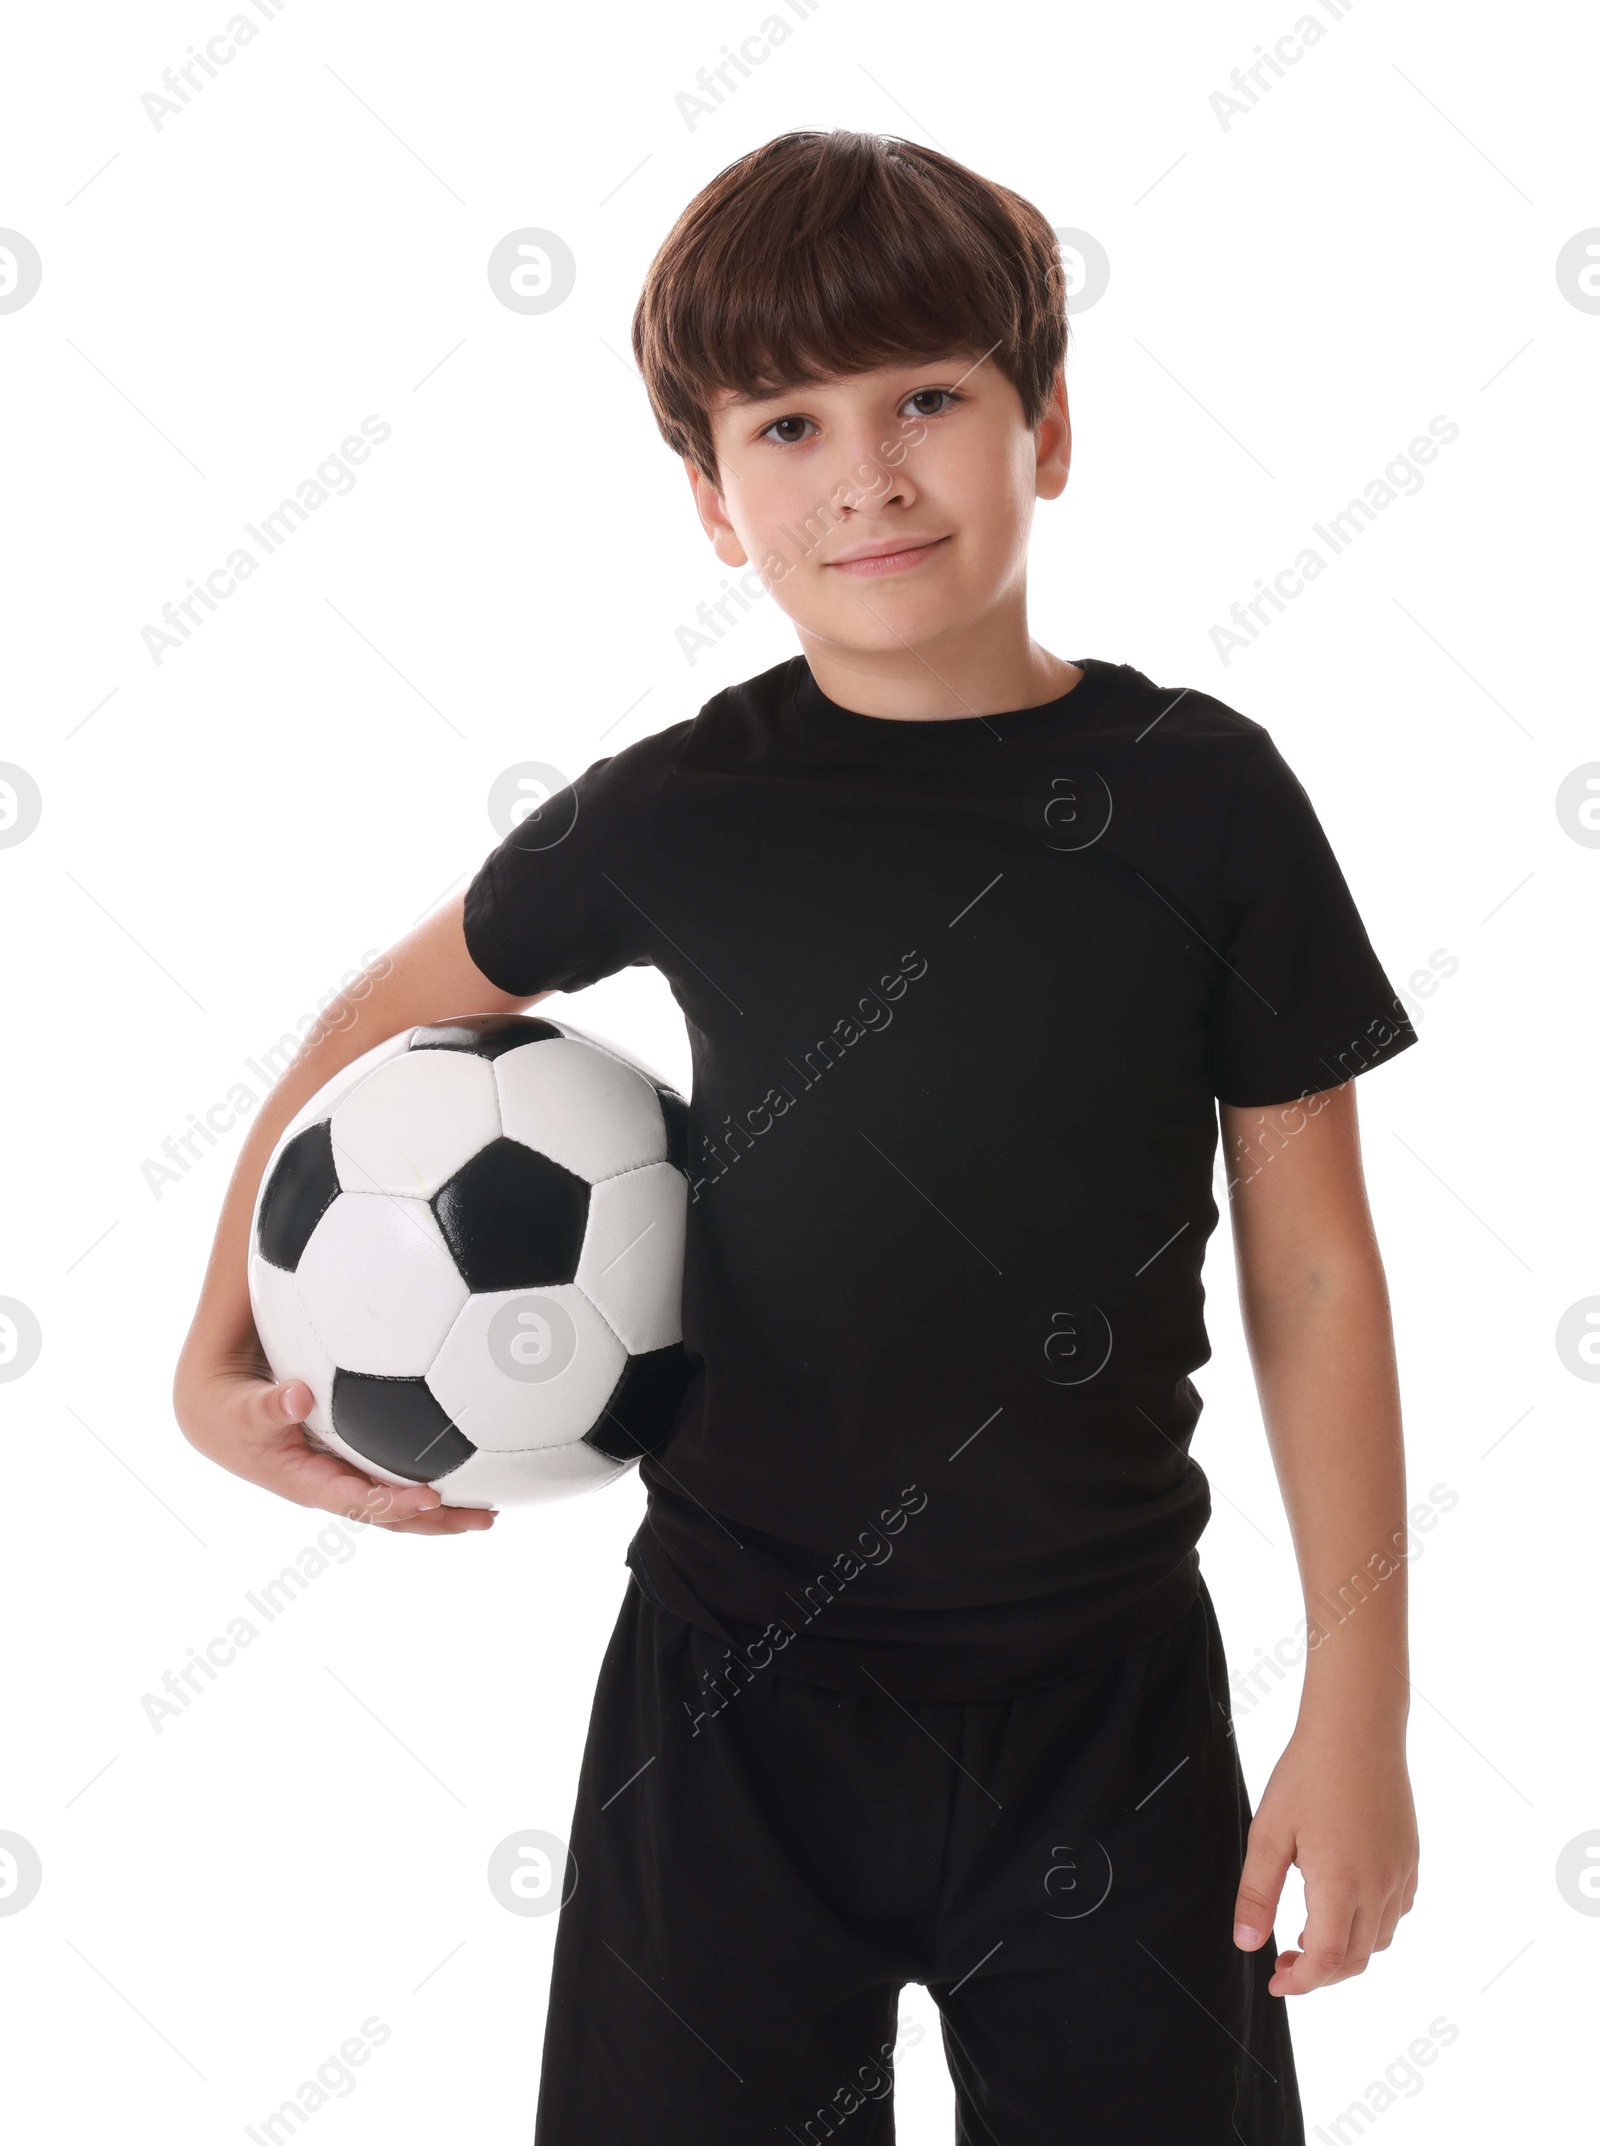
[791,653,1122,752]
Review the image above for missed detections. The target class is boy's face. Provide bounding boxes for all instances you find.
[690,351,1071,660]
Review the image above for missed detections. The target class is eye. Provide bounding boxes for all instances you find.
[899,386,964,420]
[757,413,817,447]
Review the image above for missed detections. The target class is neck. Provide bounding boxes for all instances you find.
[796,608,1081,722]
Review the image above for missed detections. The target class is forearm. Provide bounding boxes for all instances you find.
[173,896,545,1412]
[1239,1248,1409,1737]
[174,980,396,1391]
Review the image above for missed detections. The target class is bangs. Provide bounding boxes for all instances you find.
[633,132,1068,478]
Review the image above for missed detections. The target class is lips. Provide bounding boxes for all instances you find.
[823,535,950,577]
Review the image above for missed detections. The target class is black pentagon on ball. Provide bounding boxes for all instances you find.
[431,1135,590,1293]
[330,1370,476,1481]
[409,1013,565,1059]
[654,1085,690,1173]
[584,1344,697,1464]
[257,1120,340,1272]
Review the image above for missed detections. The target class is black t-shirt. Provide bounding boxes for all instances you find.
[463,654,1416,1700]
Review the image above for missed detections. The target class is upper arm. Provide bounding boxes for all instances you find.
[340,890,554,1039]
[1221,1083,1384,1305]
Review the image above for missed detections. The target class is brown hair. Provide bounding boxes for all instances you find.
[632,130,1068,483]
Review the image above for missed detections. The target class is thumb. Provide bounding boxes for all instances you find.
[1234,1819,1293,1951]
[266,1377,314,1429]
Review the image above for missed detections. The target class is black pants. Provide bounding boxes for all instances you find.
[534,1575,1302,2144]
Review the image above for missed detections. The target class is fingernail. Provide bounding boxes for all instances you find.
[1234,1923,1266,1948]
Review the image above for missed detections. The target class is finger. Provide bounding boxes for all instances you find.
[1372,1890,1405,1953]
[277,1441,444,1525]
[1234,1821,1294,1952]
[1270,1882,1357,1996]
[1334,1900,1381,1983]
[370,1505,498,1535]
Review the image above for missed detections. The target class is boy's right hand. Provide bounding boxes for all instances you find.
[171,901,533,1536]
[177,1369,495,1534]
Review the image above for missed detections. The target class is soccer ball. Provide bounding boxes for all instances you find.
[247,1013,695,1507]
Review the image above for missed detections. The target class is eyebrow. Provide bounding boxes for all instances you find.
[718,357,984,415]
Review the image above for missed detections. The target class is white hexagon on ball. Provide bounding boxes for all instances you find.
[428,1282,628,1453]
[329,1045,501,1197]
[496,1036,667,1181]
[576,1163,686,1354]
[297,1193,467,1375]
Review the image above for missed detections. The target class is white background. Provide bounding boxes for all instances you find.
[2,1,1595,2138]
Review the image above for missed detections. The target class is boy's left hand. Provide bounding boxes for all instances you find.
[1231,1717,1418,1996]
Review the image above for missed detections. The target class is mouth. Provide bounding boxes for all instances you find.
[823,535,951,578]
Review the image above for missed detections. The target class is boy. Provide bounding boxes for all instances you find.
[176,132,1419,2143]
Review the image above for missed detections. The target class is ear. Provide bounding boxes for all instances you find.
[683,454,749,567]
[1035,364,1072,503]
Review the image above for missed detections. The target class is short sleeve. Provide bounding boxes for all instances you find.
[1208,731,1417,1107]
[462,751,653,998]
